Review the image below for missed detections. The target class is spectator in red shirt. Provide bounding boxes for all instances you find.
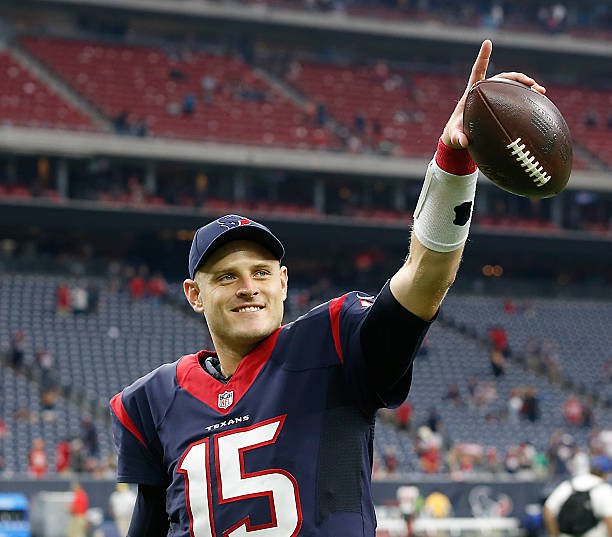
[56,438,71,474]
[128,275,146,299]
[563,395,583,425]
[67,482,89,537]
[128,265,149,299]
[28,437,47,478]
[56,285,71,315]
[488,325,509,355]
[396,400,413,431]
[148,272,168,299]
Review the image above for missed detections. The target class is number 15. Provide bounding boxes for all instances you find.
[178,416,303,537]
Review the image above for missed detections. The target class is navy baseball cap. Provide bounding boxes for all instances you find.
[188,214,285,279]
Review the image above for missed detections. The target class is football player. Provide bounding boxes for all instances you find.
[111,40,545,536]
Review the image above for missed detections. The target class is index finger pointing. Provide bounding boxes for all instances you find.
[467,39,492,90]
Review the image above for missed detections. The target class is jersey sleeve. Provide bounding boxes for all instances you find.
[329,280,434,412]
[110,383,169,487]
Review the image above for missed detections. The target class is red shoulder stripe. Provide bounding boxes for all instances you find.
[329,294,348,364]
[110,392,147,448]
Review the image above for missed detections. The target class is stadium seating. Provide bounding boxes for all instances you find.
[0,51,96,131]
[3,36,604,169]
[441,294,612,402]
[0,364,112,475]
[19,37,341,150]
[548,84,612,168]
[286,62,458,157]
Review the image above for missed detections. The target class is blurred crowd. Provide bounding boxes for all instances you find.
[376,397,611,479]
[218,0,612,35]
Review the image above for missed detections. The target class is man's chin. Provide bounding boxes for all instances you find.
[235,325,278,346]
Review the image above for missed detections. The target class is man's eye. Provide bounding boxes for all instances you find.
[219,274,235,282]
[255,270,270,277]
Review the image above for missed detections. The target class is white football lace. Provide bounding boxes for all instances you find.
[506,137,551,187]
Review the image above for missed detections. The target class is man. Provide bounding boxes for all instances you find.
[111,40,544,536]
[543,458,612,537]
[110,483,137,537]
[66,482,89,537]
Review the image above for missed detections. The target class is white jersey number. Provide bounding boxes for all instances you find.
[178,416,302,537]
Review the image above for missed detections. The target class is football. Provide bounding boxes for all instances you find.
[464,78,572,198]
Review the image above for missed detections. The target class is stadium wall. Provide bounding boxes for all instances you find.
[0,477,551,518]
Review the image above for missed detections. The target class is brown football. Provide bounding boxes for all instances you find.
[464,78,572,198]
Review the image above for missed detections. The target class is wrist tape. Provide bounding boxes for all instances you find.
[412,157,478,253]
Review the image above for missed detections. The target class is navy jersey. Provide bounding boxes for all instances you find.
[111,287,431,537]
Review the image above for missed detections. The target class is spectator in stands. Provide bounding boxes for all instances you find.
[81,415,99,458]
[425,407,442,433]
[194,172,209,206]
[466,376,479,405]
[67,482,89,537]
[70,438,86,473]
[127,175,146,204]
[183,93,196,115]
[521,386,539,422]
[563,394,584,426]
[87,283,99,314]
[416,426,442,474]
[383,446,398,476]
[71,283,89,315]
[148,272,168,301]
[585,108,599,127]
[168,65,187,80]
[112,110,130,134]
[28,437,47,478]
[474,381,498,409]
[489,349,505,377]
[395,400,413,431]
[582,396,595,428]
[519,441,537,472]
[354,113,366,134]
[0,420,8,440]
[167,101,181,116]
[508,387,523,424]
[110,483,137,537]
[36,348,56,389]
[548,431,575,475]
[316,103,327,126]
[200,75,217,103]
[127,267,146,299]
[8,329,25,370]
[443,382,464,406]
[504,445,520,473]
[488,325,509,356]
[56,438,71,475]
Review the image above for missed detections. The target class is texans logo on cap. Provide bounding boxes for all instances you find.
[218,216,251,230]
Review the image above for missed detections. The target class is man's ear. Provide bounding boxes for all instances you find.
[184,279,205,313]
[280,266,288,301]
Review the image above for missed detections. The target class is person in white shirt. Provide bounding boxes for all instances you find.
[543,459,612,537]
[109,483,137,537]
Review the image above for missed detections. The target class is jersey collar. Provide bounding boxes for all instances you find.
[176,327,281,415]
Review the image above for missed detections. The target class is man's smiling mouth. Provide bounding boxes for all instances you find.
[233,306,265,313]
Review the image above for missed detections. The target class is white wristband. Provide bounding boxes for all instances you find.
[413,158,478,253]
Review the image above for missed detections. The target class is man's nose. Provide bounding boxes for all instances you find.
[236,278,258,298]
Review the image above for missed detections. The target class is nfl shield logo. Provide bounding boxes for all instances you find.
[218,390,234,410]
